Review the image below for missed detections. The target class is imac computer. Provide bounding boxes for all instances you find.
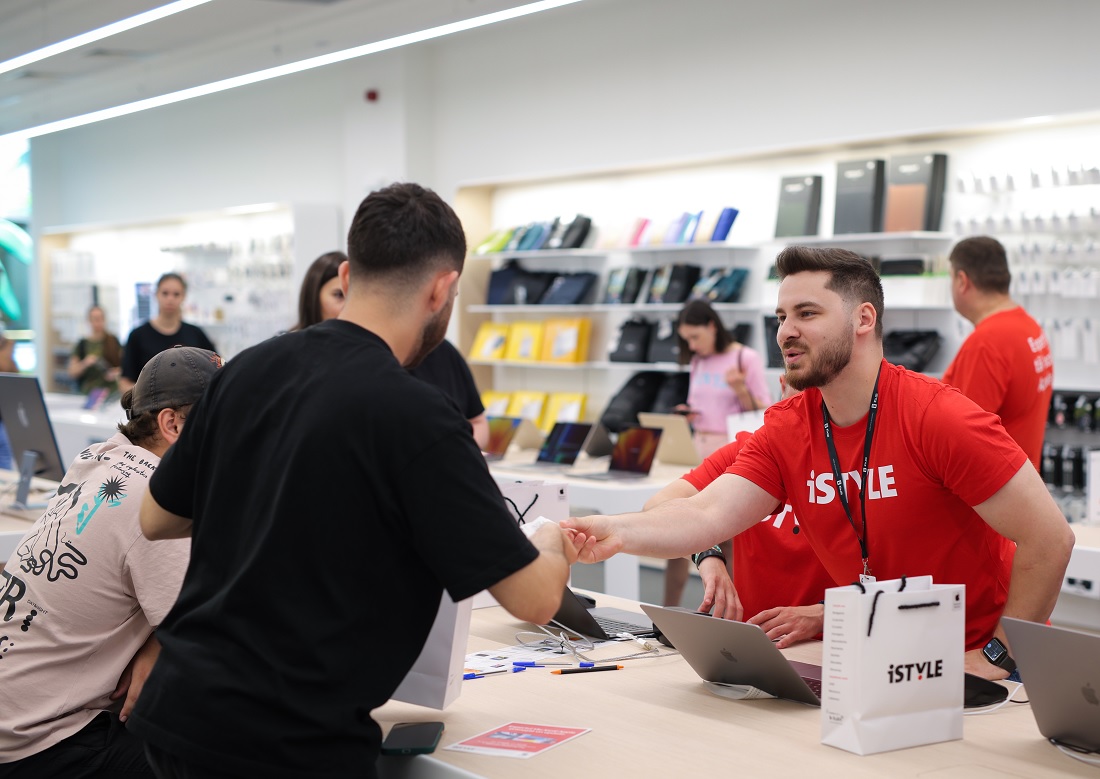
[0,374,65,509]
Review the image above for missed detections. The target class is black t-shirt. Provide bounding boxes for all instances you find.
[120,321,217,382]
[409,339,485,419]
[128,320,537,778]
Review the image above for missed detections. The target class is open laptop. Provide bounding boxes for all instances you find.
[548,587,656,640]
[576,426,662,481]
[640,604,822,706]
[1002,617,1100,753]
[509,422,592,472]
[482,417,522,461]
[637,412,702,467]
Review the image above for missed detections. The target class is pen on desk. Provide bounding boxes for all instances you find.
[464,667,526,680]
[512,660,572,667]
[551,665,624,675]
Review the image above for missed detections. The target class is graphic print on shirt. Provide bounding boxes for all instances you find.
[804,466,898,504]
[16,482,88,583]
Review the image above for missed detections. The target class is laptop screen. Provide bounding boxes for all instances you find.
[536,422,593,465]
[483,416,521,458]
[609,427,662,474]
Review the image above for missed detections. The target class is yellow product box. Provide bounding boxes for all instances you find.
[506,390,547,424]
[505,321,544,362]
[480,390,511,417]
[540,318,591,363]
[469,322,510,361]
[540,392,587,432]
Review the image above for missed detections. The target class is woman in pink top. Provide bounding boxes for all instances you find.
[676,299,771,458]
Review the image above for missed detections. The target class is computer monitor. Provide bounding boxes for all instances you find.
[0,374,65,509]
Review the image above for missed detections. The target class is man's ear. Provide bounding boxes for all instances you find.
[427,269,459,314]
[156,408,185,446]
[855,301,877,335]
[338,260,351,295]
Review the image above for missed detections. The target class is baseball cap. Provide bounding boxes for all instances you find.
[126,346,223,419]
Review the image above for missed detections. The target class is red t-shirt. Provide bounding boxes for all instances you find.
[729,361,1026,651]
[942,306,1053,470]
[683,432,837,621]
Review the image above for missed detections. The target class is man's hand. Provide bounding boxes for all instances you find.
[964,647,1010,681]
[560,515,621,564]
[111,633,162,721]
[696,556,742,621]
[747,604,823,648]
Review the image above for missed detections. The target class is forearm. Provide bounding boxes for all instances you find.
[139,489,193,540]
[490,525,572,624]
[998,531,1074,636]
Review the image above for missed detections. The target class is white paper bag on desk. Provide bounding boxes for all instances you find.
[820,575,964,755]
[391,591,471,710]
[727,409,766,438]
[473,480,571,609]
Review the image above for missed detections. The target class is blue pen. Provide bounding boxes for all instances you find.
[513,660,571,667]
[464,667,526,680]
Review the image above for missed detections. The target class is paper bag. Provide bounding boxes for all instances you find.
[391,591,471,710]
[474,480,570,609]
[820,575,965,755]
[727,409,766,439]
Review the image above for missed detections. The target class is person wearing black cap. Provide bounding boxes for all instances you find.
[0,346,223,778]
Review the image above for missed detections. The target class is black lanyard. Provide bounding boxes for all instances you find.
[821,366,881,577]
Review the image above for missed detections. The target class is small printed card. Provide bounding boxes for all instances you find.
[445,722,589,759]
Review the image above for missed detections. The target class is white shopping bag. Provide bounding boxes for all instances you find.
[473,480,571,609]
[727,409,766,439]
[391,591,471,710]
[820,575,965,755]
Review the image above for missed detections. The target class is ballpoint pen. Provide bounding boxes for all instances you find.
[512,660,572,667]
[551,665,624,675]
[463,667,526,680]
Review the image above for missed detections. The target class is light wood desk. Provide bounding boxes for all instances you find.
[489,451,685,600]
[375,593,1096,779]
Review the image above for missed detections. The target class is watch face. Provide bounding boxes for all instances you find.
[984,639,1007,663]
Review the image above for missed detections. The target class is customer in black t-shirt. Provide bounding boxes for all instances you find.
[410,338,489,449]
[119,273,216,392]
[129,183,576,779]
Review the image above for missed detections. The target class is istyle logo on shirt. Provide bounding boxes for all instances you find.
[804,467,898,504]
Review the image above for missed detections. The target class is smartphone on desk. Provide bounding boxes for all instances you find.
[380,721,445,756]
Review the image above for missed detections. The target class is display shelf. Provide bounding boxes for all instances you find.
[469,359,596,369]
[467,302,758,315]
[470,249,606,261]
[771,231,954,245]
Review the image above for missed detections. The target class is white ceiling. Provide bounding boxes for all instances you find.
[0,0,548,137]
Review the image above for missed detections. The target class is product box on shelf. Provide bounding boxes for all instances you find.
[540,317,591,364]
[834,159,885,234]
[883,153,948,232]
[469,321,510,361]
[775,175,823,237]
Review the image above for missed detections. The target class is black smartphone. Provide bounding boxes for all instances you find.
[380,721,445,756]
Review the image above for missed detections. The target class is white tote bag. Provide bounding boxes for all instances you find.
[390,591,471,710]
[820,575,965,755]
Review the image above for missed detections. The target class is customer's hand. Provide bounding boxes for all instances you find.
[560,515,621,564]
[964,647,1010,681]
[111,633,162,721]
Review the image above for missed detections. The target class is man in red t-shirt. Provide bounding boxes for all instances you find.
[645,429,837,647]
[942,236,1053,469]
[564,246,1074,681]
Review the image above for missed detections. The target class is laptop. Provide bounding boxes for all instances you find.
[509,422,592,472]
[1002,617,1100,753]
[548,587,656,640]
[637,412,702,467]
[482,417,522,461]
[640,604,822,706]
[576,426,662,481]
[582,422,614,458]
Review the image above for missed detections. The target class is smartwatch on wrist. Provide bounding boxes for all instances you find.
[691,545,726,569]
[981,637,1017,674]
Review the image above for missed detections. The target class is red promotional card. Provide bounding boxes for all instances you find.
[444,722,590,759]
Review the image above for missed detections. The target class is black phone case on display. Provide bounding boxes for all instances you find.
[381,722,445,755]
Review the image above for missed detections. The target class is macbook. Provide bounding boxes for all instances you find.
[640,604,822,706]
[548,587,656,640]
[582,422,614,458]
[482,417,521,461]
[577,426,662,481]
[1002,617,1100,753]
[509,422,592,472]
[637,412,702,467]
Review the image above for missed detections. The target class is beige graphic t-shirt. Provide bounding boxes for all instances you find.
[0,433,189,762]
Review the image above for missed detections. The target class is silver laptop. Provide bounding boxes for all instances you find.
[637,411,702,467]
[508,422,592,472]
[1002,617,1100,753]
[548,587,656,640]
[640,604,822,706]
[576,426,662,481]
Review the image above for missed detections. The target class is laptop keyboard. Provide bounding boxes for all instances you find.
[593,615,654,637]
[802,676,822,697]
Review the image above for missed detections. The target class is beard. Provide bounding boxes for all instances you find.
[783,325,854,391]
[404,299,453,369]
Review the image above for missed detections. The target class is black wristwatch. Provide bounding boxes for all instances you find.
[691,545,726,569]
[982,637,1017,674]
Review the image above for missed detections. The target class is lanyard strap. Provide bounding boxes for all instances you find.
[821,365,881,576]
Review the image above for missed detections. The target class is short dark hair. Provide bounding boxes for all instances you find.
[116,393,192,448]
[156,272,187,292]
[676,298,734,365]
[775,246,884,337]
[346,182,466,293]
[293,251,346,330]
[949,236,1011,295]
